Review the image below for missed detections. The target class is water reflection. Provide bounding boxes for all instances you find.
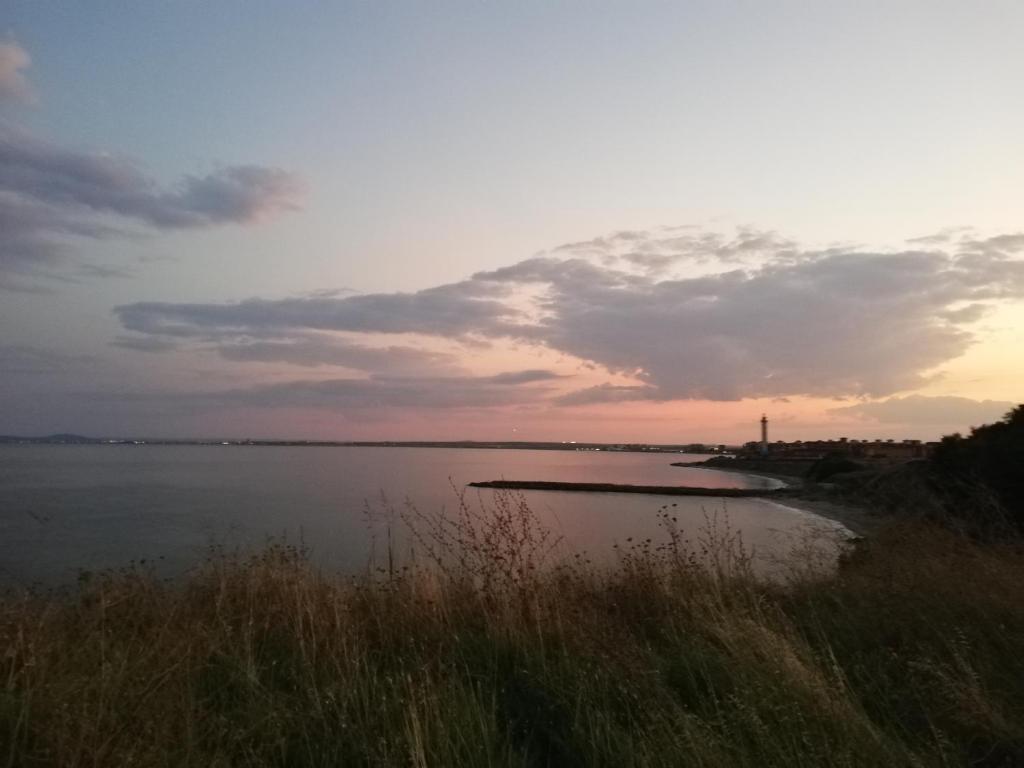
[0,445,845,586]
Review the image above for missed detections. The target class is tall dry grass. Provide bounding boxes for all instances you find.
[2,491,1023,766]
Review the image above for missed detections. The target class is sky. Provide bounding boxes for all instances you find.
[1,1,1023,443]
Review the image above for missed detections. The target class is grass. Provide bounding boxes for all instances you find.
[2,491,1023,766]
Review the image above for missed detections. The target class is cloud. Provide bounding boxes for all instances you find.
[958,232,1024,256]
[0,42,33,104]
[485,369,563,385]
[116,281,519,339]
[0,343,95,375]
[906,226,973,246]
[0,125,301,228]
[175,370,561,411]
[551,226,797,272]
[553,384,659,406]
[115,324,561,380]
[1,71,302,288]
[830,395,1016,427]
[938,304,989,324]
[212,335,464,374]
[110,336,180,353]
[0,188,115,270]
[115,225,1024,405]
[114,326,484,376]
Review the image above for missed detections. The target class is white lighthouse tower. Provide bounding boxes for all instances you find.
[760,414,769,457]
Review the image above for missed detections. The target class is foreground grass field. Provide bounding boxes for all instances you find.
[2,495,1023,767]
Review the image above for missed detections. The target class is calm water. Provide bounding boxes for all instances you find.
[0,445,846,585]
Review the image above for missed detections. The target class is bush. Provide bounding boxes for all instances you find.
[930,405,1024,533]
[807,453,866,482]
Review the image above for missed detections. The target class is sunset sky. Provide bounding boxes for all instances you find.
[2,1,1022,443]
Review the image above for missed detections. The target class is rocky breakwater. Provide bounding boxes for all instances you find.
[467,480,794,497]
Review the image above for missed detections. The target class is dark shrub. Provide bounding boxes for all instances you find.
[929,405,1024,532]
[807,453,866,482]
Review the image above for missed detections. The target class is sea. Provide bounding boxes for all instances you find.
[0,445,849,586]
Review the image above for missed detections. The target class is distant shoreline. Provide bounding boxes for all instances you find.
[0,436,727,454]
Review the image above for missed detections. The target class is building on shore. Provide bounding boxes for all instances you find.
[742,416,938,461]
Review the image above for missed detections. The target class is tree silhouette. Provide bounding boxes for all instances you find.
[930,405,1024,529]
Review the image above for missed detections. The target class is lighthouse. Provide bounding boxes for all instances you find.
[760,414,769,456]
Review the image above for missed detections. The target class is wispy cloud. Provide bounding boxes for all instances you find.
[110,336,180,353]
[551,226,798,272]
[149,370,563,411]
[116,281,519,340]
[0,42,34,104]
[212,335,465,375]
[0,343,96,375]
[0,44,302,290]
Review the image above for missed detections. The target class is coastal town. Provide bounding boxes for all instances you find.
[735,415,938,461]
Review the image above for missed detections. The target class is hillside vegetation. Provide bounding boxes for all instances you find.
[2,494,1023,767]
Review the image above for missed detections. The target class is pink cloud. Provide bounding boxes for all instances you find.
[0,42,34,104]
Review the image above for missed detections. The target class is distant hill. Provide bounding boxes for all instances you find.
[0,434,103,444]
